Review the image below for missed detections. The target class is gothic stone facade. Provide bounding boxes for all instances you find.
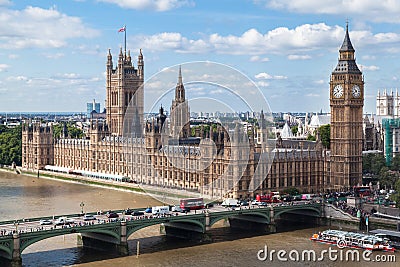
[22,28,362,198]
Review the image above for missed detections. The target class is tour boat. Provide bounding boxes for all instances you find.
[310,229,395,252]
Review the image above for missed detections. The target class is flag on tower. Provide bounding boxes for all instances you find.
[118,26,126,32]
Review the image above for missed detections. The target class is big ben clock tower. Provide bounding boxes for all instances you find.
[330,23,364,190]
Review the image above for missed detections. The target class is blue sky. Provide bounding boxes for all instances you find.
[1,0,400,114]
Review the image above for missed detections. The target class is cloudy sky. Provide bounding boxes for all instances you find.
[0,0,400,114]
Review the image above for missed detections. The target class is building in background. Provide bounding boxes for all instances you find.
[86,99,101,119]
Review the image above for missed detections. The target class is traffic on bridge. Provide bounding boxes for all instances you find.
[0,198,319,237]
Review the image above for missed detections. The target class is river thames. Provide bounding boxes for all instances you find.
[0,170,397,267]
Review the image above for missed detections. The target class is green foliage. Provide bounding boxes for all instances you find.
[319,124,330,149]
[53,123,84,139]
[378,167,399,189]
[391,179,400,208]
[363,153,385,175]
[306,134,316,141]
[0,125,22,166]
[282,187,300,196]
[390,156,400,171]
[291,125,298,135]
[190,125,211,137]
[306,125,330,148]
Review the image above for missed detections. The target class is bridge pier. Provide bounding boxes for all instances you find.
[79,221,129,256]
[118,221,129,256]
[205,213,210,230]
[11,233,22,267]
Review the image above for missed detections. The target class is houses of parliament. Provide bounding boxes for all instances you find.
[21,26,364,199]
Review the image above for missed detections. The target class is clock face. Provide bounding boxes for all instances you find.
[352,85,361,98]
[333,85,344,98]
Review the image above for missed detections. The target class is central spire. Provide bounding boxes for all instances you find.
[340,22,355,52]
[178,65,183,85]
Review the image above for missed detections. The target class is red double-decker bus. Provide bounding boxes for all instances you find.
[353,186,371,197]
[256,193,280,203]
[180,198,204,210]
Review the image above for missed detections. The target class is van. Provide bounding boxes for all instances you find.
[221,198,239,207]
[54,217,74,225]
[152,206,170,215]
[171,205,183,212]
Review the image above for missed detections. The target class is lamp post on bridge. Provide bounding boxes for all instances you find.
[14,221,19,234]
[80,202,85,215]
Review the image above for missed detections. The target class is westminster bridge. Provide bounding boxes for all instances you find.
[0,202,322,265]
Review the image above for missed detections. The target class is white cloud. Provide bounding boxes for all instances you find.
[134,24,345,55]
[359,65,380,71]
[8,54,19,59]
[99,0,192,11]
[0,6,99,49]
[6,76,28,81]
[0,63,9,72]
[255,72,272,79]
[250,55,270,62]
[43,53,65,59]
[255,72,287,80]
[262,0,400,23]
[288,54,311,60]
[256,81,270,87]
[362,55,376,60]
[305,93,320,97]
[314,80,324,84]
[0,0,11,6]
[133,23,400,56]
[54,73,81,79]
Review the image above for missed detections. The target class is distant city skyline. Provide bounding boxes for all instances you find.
[1,1,400,113]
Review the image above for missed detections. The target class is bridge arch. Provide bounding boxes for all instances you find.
[0,239,13,260]
[208,210,270,227]
[273,205,321,219]
[126,217,205,238]
[19,226,120,253]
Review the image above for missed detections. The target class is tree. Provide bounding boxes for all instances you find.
[53,123,84,139]
[291,125,298,136]
[390,179,400,208]
[363,153,385,175]
[390,155,400,171]
[318,124,330,149]
[378,167,399,189]
[282,187,300,196]
[371,154,386,175]
[0,125,22,166]
[306,134,316,141]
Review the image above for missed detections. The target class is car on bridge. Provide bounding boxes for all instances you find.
[131,211,144,216]
[171,205,183,212]
[239,200,249,206]
[83,214,96,221]
[54,217,74,225]
[39,219,53,225]
[106,212,119,218]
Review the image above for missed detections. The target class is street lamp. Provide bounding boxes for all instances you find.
[80,202,85,215]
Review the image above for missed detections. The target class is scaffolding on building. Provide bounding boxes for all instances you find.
[382,118,400,166]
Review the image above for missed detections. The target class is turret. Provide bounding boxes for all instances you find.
[107,49,113,70]
[126,50,131,64]
[138,49,144,78]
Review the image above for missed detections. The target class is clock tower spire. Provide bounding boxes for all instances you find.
[329,24,364,190]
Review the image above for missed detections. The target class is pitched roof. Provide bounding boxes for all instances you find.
[340,24,355,52]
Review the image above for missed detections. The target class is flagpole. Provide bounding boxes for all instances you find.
[124,25,126,56]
